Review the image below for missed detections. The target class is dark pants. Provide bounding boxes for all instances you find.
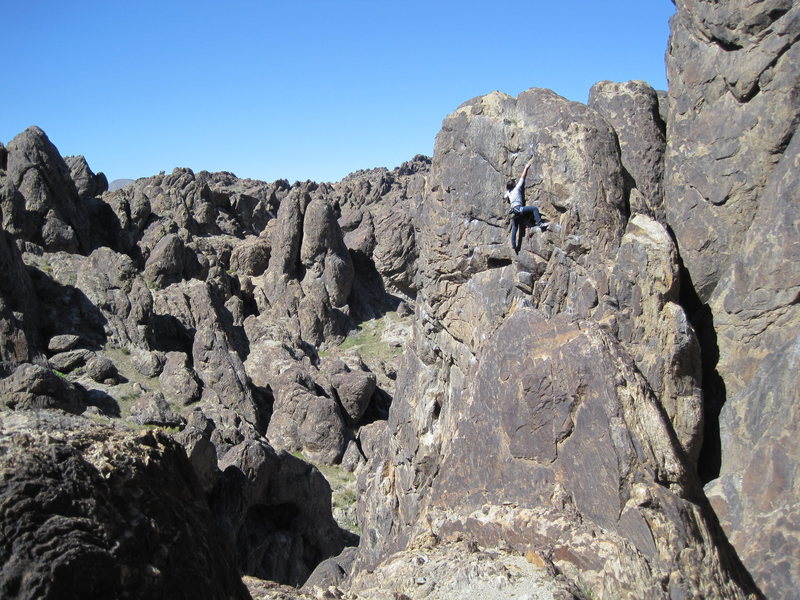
[510,206,541,251]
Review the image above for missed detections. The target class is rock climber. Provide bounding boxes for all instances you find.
[505,158,546,254]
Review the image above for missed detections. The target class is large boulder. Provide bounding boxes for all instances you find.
[159,350,202,405]
[3,126,90,253]
[266,367,347,465]
[142,232,206,288]
[0,410,249,600]
[0,363,84,414]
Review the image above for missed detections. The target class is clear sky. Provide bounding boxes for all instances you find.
[3,1,676,184]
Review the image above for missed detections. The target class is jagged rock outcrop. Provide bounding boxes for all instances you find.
[65,154,108,201]
[589,80,666,221]
[665,2,800,597]
[0,410,250,600]
[153,279,267,432]
[2,127,90,253]
[2,3,796,593]
[331,156,430,313]
[347,87,755,599]
[250,184,354,348]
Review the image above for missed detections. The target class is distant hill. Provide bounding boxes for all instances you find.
[108,178,134,191]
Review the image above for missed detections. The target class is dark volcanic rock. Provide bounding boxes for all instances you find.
[356,314,757,599]
[666,2,800,597]
[47,334,81,353]
[0,363,84,414]
[4,126,90,253]
[143,232,201,288]
[159,350,202,405]
[347,86,758,599]
[129,391,184,427]
[47,348,92,373]
[74,247,154,350]
[0,230,41,364]
[609,214,703,465]
[329,366,377,424]
[665,0,800,302]
[266,368,348,465]
[0,410,249,600]
[256,186,355,346]
[589,79,666,221]
[230,235,271,276]
[213,439,355,586]
[84,354,118,383]
[65,154,108,200]
[332,156,429,310]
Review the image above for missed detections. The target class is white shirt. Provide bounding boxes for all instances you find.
[505,176,525,210]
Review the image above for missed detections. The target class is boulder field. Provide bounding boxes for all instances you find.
[1,1,797,598]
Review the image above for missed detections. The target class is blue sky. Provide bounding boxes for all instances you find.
[3,1,675,184]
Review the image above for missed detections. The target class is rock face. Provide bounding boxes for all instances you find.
[0,410,249,600]
[349,86,757,599]
[0,231,41,364]
[213,439,354,586]
[589,80,667,221]
[665,2,800,598]
[665,0,799,303]
[1,3,796,596]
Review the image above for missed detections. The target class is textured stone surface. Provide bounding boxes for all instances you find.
[75,247,154,350]
[609,214,703,465]
[0,231,41,364]
[266,367,347,465]
[213,439,355,586]
[3,127,90,253]
[65,154,108,201]
[354,314,756,599]
[0,410,249,600]
[143,232,201,288]
[159,350,202,405]
[589,80,666,221]
[332,156,429,308]
[665,0,800,302]
[666,2,800,597]
[230,235,271,276]
[129,391,184,427]
[0,363,85,414]
[347,85,759,599]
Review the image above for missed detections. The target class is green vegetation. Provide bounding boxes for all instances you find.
[323,311,404,362]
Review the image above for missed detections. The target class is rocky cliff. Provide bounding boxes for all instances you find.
[1,1,797,599]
